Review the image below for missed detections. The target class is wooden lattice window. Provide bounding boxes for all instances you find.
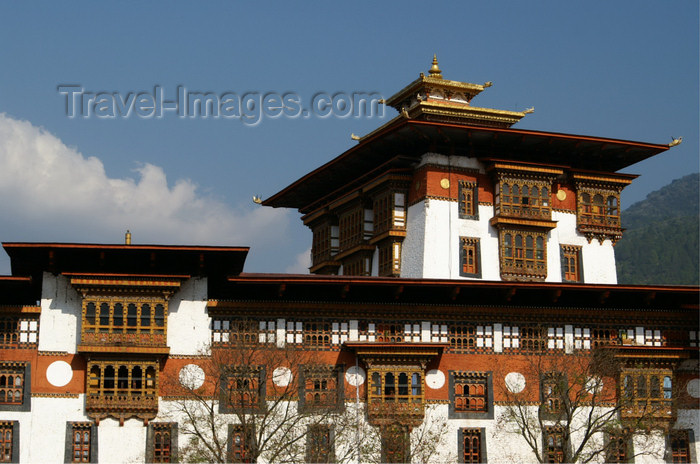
[229,425,255,463]
[541,372,566,415]
[307,425,333,463]
[500,229,547,280]
[459,180,479,219]
[621,369,673,417]
[151,423,172,463]
[338,207,365,251]
[0,423,12,463]
[378,240,402,277]
[606,430,631,463]
[381,425,409,464]
[225,367,263,412]
[81,297,167,346]
[86,360,157,418]
[579,191,620,227]
[212,319,259,346]
[461,428,483,463]
[0,364,24,405]
[453,372,488,413]
[368,369,422,405]
[497,181,551,219]
[670,430,691,463]
[342,254,372,276]
[460,237,481,277]
[560,245,582,282]
[301,366,340,410]
[0,317,38,347]
[312,223,331,265]
[375,323,405,343]
[520,327,546,352]
[304,321,331,349]
[71,423,92,463]
[591,328,620,347]
[545,426,566,463]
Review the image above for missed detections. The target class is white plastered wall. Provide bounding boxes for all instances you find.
[98,418,148,463]
[552,211,618,284]
[402,200,500,280]
[5,396,87,463]
[167,277,210,356]
[38,272,82,353]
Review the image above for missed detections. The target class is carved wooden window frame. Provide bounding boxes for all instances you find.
[147,422,177,463]
[496,179,551,220]
[668,430,692,464]
[378,240,402,277]
[449,371,493,419]
[544,426,567,463]
[577,189,621,228]
[86,360,158,422]
[459,428,486,464]
[458,180,479,220]
[220,367,265,414]
[620,368,673,418]
[499,229,548,281]
[81,296,168,341]
[0,362,29,411]
[338,207,365,252]
[560,245,583,283]
[0,316,38,348]
[368,368,423,406]
[460,237,481,278]
[65,422,97,464]
[299,365,344,411]
[306,425,334,463]
[228,424,256,463]
[0,421,17,464]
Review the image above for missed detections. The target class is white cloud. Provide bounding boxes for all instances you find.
[284,247,311,274]
[0,113,289,252]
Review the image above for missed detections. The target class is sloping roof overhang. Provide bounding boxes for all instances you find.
[263,120,669,213]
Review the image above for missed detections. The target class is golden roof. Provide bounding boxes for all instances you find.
[384,55,530,129]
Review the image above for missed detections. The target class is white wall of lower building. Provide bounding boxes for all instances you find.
[167,277,210,356]
[38,272,81,353]
[98,418,147,463]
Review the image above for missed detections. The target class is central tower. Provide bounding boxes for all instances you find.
[263,57,669,284]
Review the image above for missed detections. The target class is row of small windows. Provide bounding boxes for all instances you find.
[84,301,166,334]
[0,420,690,464]
[579,192,620,226]
[211,318,692,353]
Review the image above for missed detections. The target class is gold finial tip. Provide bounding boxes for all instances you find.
[669,136,682,147]
[429,54,442,78]
[125,230,132,245]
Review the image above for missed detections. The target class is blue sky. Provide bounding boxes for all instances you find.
[0,1,697,274]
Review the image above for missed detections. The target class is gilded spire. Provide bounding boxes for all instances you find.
[428,54,442,78]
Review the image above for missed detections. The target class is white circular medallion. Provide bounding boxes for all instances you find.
[179,364,205,390]
[46,360,73,387]
[345,366,366,386]
[505,372,526,393]
[425,369,446,389]
[687,379,700,398]
[273,367,293,387]
[585,376,603,394]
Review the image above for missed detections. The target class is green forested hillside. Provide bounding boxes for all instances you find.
[615,173,699,285]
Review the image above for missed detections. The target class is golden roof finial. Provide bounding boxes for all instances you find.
[428,54,442,78]
[125,230,131,245]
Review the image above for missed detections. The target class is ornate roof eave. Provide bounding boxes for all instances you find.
[263,119,669,213]
[65,273,186,297]
[385,75,487,109]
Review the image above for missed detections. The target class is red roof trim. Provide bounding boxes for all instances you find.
[2,242,249,252]
[229,273,698,293]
